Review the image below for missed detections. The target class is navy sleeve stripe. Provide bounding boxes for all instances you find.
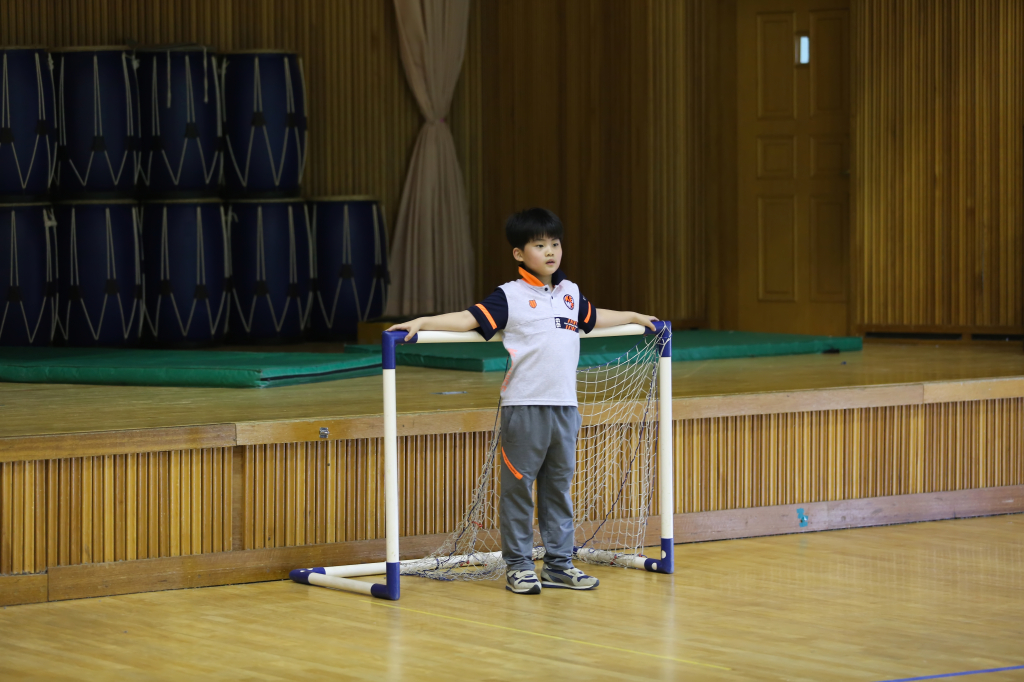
[578,296,597,334]
[467,288,509,340]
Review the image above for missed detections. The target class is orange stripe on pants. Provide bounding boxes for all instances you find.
[501,447,523,480]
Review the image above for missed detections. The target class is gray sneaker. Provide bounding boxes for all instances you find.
[506,569,542,594]
[540,566,599,590]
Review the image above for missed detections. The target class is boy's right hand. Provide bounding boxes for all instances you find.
[386,319,423,342]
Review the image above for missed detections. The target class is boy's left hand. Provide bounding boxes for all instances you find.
[634,313,659,332]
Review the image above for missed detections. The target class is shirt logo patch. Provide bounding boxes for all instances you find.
[555,317,579,332]
[563,294,575,310]
[529,300,537,308]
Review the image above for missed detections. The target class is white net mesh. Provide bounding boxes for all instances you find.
[402,328,667,581]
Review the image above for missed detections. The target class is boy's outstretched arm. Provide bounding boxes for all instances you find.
[594,308,659,333]
[386,311,479,342]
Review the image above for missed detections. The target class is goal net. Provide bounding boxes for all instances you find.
[290,322,673,600]
[403,327,668,581]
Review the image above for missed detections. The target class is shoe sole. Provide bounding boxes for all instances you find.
[540,580,598,590]
[505,584,541,595]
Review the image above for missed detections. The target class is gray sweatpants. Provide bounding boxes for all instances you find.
[499,405,583,572]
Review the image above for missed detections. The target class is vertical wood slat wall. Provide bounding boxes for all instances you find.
[4,398,1023,575]
[240,433,494,550]
[0,450,232,575]
[479,0,708,321]
[852,0,1024,331]
[647,0,707,325]
[677,400,1024,512]
[0,0,484,275]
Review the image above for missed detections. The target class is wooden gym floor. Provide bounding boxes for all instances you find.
[1,514,1021,681]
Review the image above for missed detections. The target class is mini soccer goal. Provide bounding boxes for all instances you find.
[290,321,673,600]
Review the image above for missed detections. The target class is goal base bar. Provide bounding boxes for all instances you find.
[290,561,401,599]
[289,539,674,597]
[574,539,674,573]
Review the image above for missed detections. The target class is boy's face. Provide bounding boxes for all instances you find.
[513,236,562,278]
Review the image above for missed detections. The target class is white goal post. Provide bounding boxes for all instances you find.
[290,321,673,600]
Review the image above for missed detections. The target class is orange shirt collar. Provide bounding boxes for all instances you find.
[518,266,544,287]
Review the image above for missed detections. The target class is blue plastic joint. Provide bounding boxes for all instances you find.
[641,540,674,573]
[644,320,672,358]
[289,567,326,584]
[370,561,401,600]
[658,538,674,574]
[382,330,417,370]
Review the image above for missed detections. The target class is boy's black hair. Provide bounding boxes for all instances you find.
[505,207,564,249]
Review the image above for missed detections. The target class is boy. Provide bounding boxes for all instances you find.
[387,208,657,594]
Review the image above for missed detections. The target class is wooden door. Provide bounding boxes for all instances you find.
[736,0,850,335]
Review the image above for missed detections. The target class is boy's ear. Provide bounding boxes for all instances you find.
[512,247,524,262]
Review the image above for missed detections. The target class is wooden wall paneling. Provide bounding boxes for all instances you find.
[270,445,282,548]
[45,460,57,568]
[293,443,304,547]
[647,0,708,323]
[199,451,209,555]
[13,462,25,573]
[560,0,592,303]
[168,451,181,557]
[672,398,1024,515]
[230,447,243,551]
[343,440,359,543]
[102,455,113,563]
[80,455,92,565]
[68,458,79,565]
[157,452,169,559]
[243,445,256,550]
[1,463,11,574]
[478,0,708,321]
[2,400,1022,578]
[113,455,124,563]
[322,441,336,545]
[0,573,47,606]
[139,454,149,559]
[218,398,1024,555]
[240,434,499,551]
[267,444,277,548]
[316,441,329,544]
[714,0,740,330]
[0,450,233,575]
[852,0,1024,332]
[125,454,136,561]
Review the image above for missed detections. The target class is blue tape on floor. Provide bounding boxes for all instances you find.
[877,664,1024,681]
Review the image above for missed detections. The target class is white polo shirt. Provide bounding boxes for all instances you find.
[468,267,596,406]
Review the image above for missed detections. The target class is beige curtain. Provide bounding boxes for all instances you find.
[387,0,473,316]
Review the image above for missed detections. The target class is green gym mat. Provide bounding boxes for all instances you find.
[0,347,382,388]
[0,331,860,387]
[345,329,863,373]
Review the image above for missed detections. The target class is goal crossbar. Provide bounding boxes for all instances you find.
[290,321,673,600]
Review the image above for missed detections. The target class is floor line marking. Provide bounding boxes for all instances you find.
[877,665,1024,682]
[368,600,731,671]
